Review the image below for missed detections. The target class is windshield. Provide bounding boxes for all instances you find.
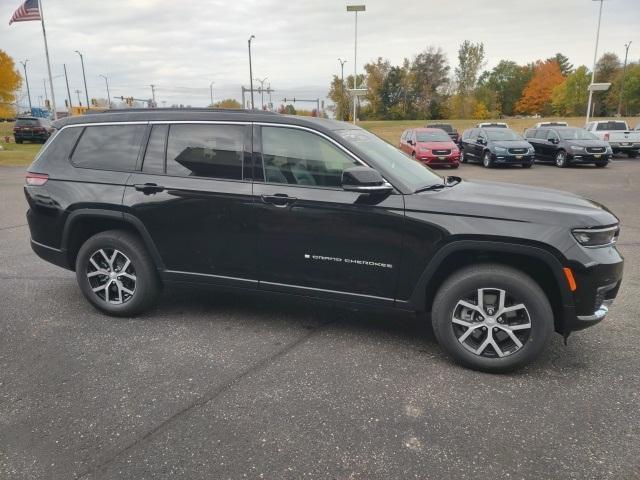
[416,131,451,142]
[558,128,599,140]
[486,129,522,141]
[427,124,453,133]
[335,128,442,190]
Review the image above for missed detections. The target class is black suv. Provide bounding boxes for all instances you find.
[25,109,624,372]
[425,123,459,144]
[13,116,54,143]
[460,127,535,168]
[524,126,612,168]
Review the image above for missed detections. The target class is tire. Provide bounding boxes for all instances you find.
[482,151,493,168]
[431,264,553,372]
[555,150,567,168]
[75,230,160,317]
[595,162,608,168]
[521,162,533,169]
[460,150,467,163]
[15,139,23,144]
[628,151,638,159]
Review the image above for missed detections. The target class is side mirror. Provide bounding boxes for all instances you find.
[407,139,414,145]
[342,166,393,194]
[549,137,559,144]
[476,137,485,145]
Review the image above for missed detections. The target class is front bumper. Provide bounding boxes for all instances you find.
[492,153,534,164]
[418,155,460,167]
[568,152,611,163]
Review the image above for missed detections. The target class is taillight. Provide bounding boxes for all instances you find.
[604,133,610,141]
[26,172,49,186]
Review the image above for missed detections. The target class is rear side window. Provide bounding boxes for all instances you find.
[72,124,146,171]
[166,124,245,180]
[30,127,82,170]
[535,129,548,139]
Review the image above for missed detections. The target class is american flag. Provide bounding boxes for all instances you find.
[9,0,41,25]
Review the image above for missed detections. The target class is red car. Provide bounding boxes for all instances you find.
[399,128,460,168]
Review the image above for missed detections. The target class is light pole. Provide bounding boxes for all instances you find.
[20,60,32,111]
[63,64,73,111]
[346,5,365,124]
[75,89,82,107]
[209,81,215,106]
[586,0,604,125]
[149,84,156,108]
[99,74,111,108]
[617,41,632,116]
[255,77,268,109]
[338,58,347,121]
[43,78,49,109]
[248,35,255,109]
[75,50,90,109]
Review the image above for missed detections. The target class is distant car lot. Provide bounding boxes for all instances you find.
[1,158,639,479]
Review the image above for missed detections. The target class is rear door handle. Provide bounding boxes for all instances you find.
[134,183,165,194]
[261,194,297,208]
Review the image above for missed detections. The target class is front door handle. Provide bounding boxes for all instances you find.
[261,194,297,208]
[134,183,165,194]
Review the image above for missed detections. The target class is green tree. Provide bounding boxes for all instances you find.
[363,58,392,119]
[552,66,590,116]
[548,53,574,76]
[478,60,533,116]
[211,98,241,109]
[411,46,450,118]
[604,63,640,115]
[454,40,486,117]
[327,75,349,121]
[0,49,22,118]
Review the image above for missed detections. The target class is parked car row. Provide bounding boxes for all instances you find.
[402,119,640,169]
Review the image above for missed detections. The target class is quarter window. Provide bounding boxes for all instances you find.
[72,124,146,171]
[166,124,245,180]
[142,125,167,174]
[261,126,359,188]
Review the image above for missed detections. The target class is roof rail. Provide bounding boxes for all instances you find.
[91,107,280,115]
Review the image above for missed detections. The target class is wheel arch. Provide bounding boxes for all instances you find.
[405,240,574,333]
[61,209,165,272]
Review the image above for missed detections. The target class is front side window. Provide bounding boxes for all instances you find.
[166,124,245,180]
[72,124,146,171]
[261,126,359,188]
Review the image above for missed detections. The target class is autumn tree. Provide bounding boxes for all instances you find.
[327,74,350,121]
[478,60,533,116]
[515,60,565,115]
[0,49,22,118]
[212,98,241,109]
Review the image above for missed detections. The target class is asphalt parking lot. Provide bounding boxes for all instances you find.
[1,159,639,479]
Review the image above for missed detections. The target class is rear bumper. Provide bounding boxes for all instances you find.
[30,238,71,270]
[609,143,640,151]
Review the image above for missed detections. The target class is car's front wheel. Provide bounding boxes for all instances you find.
[75,230,160,317]
[555,150,567,168]
[460,150,467,163]
[482,151,493,168]
[431,264,553,372]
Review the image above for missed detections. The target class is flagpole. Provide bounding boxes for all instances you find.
[38,0,57,120]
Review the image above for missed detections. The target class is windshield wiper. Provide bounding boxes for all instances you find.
[414,176,461,193]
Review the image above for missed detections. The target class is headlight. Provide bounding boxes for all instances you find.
[528,147,535,154]
[571,145,585,152]
[606,146,613,154]
[572,226,619,247]
[494,147,507,153]
[419,147,430,153]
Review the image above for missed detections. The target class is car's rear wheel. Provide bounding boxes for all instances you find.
[482,151,493,168]
[431,264,553,372]
[595,162,608,168]
[555,150,567,168]
[75,230,160,317]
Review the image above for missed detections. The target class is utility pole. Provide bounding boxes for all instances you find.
[248,35,255,109]
[149,84,156,108]
[75,50,90,109]
[20,60,32,112]
[617,41,632,116]
[43,78,49,108]
[586,0,604,125]
[99,74,111,108]
[75,89,82,107]
[63,64,73,110]
[338,58,347,121]
[255,77,268,109]
[347,5,365,124]
[209,81,214,106]
[267,82,272,109]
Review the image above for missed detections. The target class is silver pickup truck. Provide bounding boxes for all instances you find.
[586,120,640,158]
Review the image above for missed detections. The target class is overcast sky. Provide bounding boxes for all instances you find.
[2,0,639,110]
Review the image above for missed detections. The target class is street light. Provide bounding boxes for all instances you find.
[209,81,215,107]
[585,0,604,124]
[99,74,111,109]
[248,35,255,109]
[617,41,632,116]
[19,59,32,111]
[346,5,365,124]
[338,58,347,121]
[255,76,268,109]
[75,50,90,109]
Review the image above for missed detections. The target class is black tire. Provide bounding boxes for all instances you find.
[595,162,608,168]
[15,138,23,144]
[628,151,638,159]
[460,150,467,163]
[555,150,567,168]
[482,151,493,168]
[521,162,533,169]
[75,230,160,317]
[431,264,553,372]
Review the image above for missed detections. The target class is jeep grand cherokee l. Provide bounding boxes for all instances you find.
[460,127,535,168]
[25,109,624,372]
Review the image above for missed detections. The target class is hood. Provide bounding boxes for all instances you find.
[491,140,532,150]
[416,141,458,150]
[413,180,618,228]
[564,139,609,148]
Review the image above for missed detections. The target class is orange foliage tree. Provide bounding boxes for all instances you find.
[515,60,565,116]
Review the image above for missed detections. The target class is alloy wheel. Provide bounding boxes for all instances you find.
[451,288,531,358]
[483,152,492,168]
[86,248,137,304]
[555,151,566,167]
